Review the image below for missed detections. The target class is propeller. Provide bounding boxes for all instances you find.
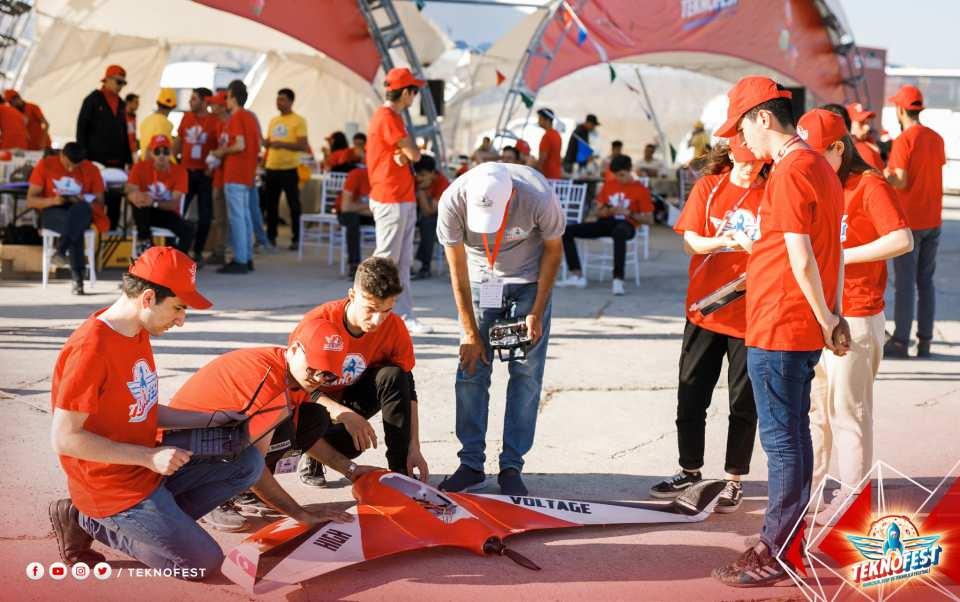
[483,537,541,571]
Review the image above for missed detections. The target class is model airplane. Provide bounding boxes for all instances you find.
[222,470,726,594]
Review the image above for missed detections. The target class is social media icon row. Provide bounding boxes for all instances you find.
[26,561,112,580]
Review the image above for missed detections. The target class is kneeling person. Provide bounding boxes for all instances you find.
[557,154,653,295]
[296,256,429,486]
[49,248,262,579]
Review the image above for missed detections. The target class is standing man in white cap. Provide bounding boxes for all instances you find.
[436,162,565,496]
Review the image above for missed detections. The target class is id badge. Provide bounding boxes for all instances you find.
[478,275,504,309]
[274,451,302,475]
[191,145,202,160]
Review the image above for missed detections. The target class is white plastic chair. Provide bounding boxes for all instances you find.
[550,179,587,281]
[299,172,347,262]
[578,224,648,286]
[41,228,97,288]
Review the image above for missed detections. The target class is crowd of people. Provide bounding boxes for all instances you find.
[37,63,947,591]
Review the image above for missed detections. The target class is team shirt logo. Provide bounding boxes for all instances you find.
[147,181,172,202]
[840,214,849,242]
[126,359,158,423]
[710,208,759,241]
[338,353,367,386]
[184,125,207,145]
[503,226,529,241]
[323,335,344,352]
[53,176,82,196]
[272,123,289,138]
[796,124,809,141]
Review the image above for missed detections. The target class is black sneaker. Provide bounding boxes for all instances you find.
[712,544,789,587]
[917,338,932,358]
[247,259,255,271]
[288,241,298,251]
[498,468,528,496]
[438,464,486,492]
[883,338,909,359]
[649,470,702,499]
[715,480,743,514]
[48,498,105,566]
[191,253,205,269]
[216,261,248,274]
[298,455,327,487]
[202,500,249,532]
[411,268,432,281]
[71,280,84,296]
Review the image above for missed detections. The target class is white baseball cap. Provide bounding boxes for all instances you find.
[465,162,514,234]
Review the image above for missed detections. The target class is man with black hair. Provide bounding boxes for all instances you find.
[125,93,140,155]
[563,113,600,173]
[711,76,848,587]
[600,140,623,175]
[27,142,105,295]
[366,67,432,334]
[557,154,653,295]
[48,247,261,578]
[352,132,367,162]
[212,79,261,274]
[500,145,519,164]
[290,257,430,489]
[263,88,309,250]
[77,65,132,229]
[883,85,946,359]
[412,155,450,279]
[536,108,562,179]
[176,87,217,266]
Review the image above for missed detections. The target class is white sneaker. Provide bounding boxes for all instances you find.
[815,491,857,526]
[612,278,625,296]
[403,316,434,335]
[556,274,587,288]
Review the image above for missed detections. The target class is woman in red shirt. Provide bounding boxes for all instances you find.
[798,109,913,524]
[649,137,767,513]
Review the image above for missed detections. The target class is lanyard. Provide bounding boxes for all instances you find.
[481,199,511,270]
[691,175,761,282]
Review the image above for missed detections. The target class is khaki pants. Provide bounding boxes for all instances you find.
[370,199,416,319]
[206,186,228,257]
[810,312,885,493]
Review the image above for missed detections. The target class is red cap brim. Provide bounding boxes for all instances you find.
[177,289,212,310]
[715,115,739,138]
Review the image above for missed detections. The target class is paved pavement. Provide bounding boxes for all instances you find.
[2,197,959,601]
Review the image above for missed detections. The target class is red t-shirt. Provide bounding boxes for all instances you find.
[854,139,884,171]
[745,149,843,351]
[29,155,104,198]
[336,167,371,212]
[539,129,563,179]
[841,171,908,317]
[0,104,28,149]
[178,111,218,170]
[224,108,261,186]
[51,311,163,518]
[675,173,764,339]
[168,346,309,441]
[128,159,188,215]
[325,148,359,170]
[294,299,415,398]
[427,172,450,200]
[22,103,49,150]
[212,118,228,188]
[887,124,945,230]
[366,106,414,203]
[126,113,137,153]
[597,179,653,227]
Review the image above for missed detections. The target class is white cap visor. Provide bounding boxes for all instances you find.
[465,163,513,234]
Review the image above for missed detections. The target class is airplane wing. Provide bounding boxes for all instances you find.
[903,535,941,552]
[222,472,725,593]
[846,535,885,561]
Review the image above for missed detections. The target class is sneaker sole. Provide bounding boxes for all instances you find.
[439,477,488,493]
[714,500,742,514]
[202,518,251,532]
[648,486,693,499]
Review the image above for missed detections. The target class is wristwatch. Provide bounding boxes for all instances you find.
[151,200,159,208]
[345,462,358,479]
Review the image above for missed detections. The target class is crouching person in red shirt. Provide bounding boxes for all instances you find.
[48,247,263,579]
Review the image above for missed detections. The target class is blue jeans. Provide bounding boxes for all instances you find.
[224,183,253,263]
[249,184,269,246]
[892,226,940,343]
[455,282,552,473]
[747,347,821,555]
[78,447,263,580]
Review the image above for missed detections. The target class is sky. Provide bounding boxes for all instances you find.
[422,0,959,70]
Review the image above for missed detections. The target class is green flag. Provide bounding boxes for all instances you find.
[608,64,617,83]
[520,92,534,109]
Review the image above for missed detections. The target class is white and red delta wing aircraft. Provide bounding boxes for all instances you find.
[223,470,725,594]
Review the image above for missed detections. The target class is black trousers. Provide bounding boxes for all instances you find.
[676,320,757,475]
[415,213,438,270]
[263,168,301,243]
[338,211,375,266]
[562,218,635,279]
[104,187,123,231]
[265,366,413,474]
[41,202,92,281]
[133,206,195,254]
[183,169,213,256]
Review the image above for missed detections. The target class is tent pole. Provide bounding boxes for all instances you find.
[634,68,670,168]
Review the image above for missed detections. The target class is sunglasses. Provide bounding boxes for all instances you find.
[112,78,127,86]
[153,148,170,156]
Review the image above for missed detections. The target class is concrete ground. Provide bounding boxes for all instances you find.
[3,198,960,602]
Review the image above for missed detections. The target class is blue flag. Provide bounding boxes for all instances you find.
[575,138,593,163]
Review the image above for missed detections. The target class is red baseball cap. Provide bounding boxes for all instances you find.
[148,134,172,150]
[208,91,227,106]
[888,85,924,111]
[129,246,212,309]
[3,89,18,102]
[515,139,531,155]
[385,67,425,91]
[102,65,126,81]
[715,76,793,138]
[288,318,348,376]
[729,134,760,163]
[797,109,847,153]
[846,102,875,122]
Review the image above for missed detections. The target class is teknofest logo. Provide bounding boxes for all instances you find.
[847,515,944,587]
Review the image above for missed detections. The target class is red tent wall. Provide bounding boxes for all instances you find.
[528,0,846,102]
[193,0,380,82]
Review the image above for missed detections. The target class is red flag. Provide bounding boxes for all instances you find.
[495,69,506,86]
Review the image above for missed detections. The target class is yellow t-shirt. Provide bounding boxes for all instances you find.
[139,112,174,160]
[265,112,307,170]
